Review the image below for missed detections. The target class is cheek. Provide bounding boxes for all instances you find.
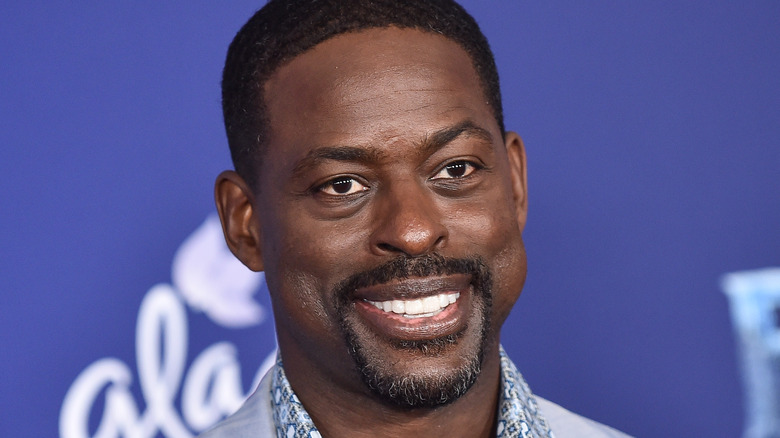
[259,209,328,322]
[260,220,354,357]
[287,218,371,276]
[443,195,526,325]
[262,210,370,310]
[261,240,328,329]
[444,186,521,256]
[491,236,526,326]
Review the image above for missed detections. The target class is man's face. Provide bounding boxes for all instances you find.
[250,27,527,407]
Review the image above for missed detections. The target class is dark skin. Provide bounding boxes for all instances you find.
[216,28,528,437]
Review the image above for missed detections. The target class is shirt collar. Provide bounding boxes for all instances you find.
[270,347,553,438]
[496,347,554,437]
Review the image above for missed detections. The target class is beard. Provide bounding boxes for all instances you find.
[333,253,493,409]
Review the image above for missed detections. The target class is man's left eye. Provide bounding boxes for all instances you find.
[431,161,479,180]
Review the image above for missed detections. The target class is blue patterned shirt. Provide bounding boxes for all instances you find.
[270,347,554,438]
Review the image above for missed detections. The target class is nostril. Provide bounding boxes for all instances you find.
[377,242,399,253]
[373,230,447,257]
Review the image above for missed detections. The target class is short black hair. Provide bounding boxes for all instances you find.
[222,0,504,189]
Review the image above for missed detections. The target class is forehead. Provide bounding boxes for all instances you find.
[262,27,497,165]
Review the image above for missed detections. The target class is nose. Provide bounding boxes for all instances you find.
[369,180,448,257]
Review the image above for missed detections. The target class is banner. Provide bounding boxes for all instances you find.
[59,216,276,437]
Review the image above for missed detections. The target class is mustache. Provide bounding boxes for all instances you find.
[333,253,492,302]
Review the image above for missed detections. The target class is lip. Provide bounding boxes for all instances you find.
[352,274,473,341]
[353,274,472,302]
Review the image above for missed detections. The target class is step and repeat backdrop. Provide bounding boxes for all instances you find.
[2,2,779,437]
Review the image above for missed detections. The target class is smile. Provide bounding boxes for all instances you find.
[365,292,460,319]
[348,273,475,341]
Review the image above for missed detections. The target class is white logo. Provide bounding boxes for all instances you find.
[172,215,265,329]
[60,215,275,438]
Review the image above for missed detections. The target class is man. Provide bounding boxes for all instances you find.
[205,0,631,436]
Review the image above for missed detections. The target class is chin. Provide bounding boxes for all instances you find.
[341,288,491,409]
[331,253,495,409]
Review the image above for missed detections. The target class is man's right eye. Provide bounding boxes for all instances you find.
[318,177,369,196]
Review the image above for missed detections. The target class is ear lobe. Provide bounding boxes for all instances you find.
[214,170,264,271]
[504,131,528,231]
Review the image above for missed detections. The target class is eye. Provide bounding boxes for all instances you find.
[431,160,480,180]
[318,176,369,196]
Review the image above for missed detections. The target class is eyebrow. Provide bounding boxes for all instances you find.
[292,145,382,178]
[419,120,494,156]
[291,119,495,177]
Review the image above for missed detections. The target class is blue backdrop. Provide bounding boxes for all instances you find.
[2,2,779,437]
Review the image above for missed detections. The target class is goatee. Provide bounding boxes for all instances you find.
[334,254,493,409]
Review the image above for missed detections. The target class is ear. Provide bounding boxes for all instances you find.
[214,170,264,271]
[504,131,528,231]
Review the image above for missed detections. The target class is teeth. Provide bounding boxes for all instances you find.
[366,292,460,318]
[422,295,440,313]
[405,299,423,314]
